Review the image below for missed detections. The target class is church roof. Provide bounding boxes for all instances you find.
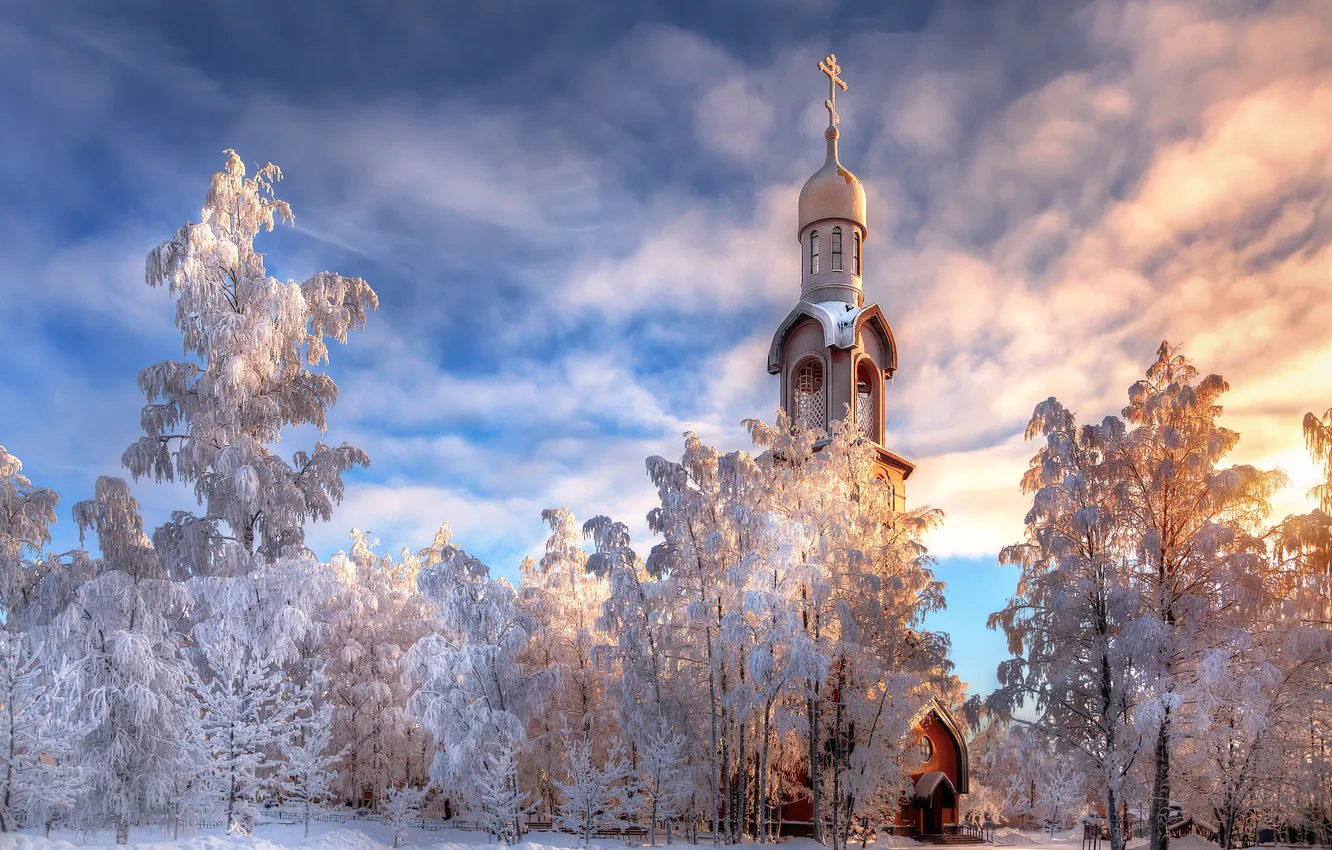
[766,300,897,375]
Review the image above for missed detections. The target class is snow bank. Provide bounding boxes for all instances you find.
[11,837,289,850]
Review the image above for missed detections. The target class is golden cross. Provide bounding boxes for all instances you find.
[818,53,847,127]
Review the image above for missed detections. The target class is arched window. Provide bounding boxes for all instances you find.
[809,230,819,275]
[831,227,843,271]
[853,231,862,276]
[855,361,877,440]
[794,358,826,430]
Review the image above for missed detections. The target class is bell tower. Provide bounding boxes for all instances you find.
[766,54,914,508]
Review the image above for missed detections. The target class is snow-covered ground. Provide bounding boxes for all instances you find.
[7,826,1301,850]
[5,824,835,850]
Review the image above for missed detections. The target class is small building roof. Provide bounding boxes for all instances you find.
[913,771,958,809]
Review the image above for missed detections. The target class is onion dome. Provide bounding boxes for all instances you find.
[798,111,867,239]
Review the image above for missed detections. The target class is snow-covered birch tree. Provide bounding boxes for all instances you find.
[123,149,377,576]
[1113,343,1285,850]
[0,446,61,631]
[405,529,550,839]
[991,397,1140,850]
[322,531,432,805]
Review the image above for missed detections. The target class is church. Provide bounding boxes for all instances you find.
[768,55,971,838]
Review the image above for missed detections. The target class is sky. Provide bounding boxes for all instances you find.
[1,0,1330,698]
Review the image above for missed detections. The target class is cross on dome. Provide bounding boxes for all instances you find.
[818,53,847,128]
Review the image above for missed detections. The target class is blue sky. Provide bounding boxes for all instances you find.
[2,0,1330,698]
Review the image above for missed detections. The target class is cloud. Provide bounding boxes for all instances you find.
[4,0,1332,694]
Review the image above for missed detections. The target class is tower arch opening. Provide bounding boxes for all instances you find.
[793,356,827,431]
[855,358,879,442]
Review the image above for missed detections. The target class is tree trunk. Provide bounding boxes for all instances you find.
[736,714,747,840]
[1106,781,1123,850]
[1101,643,1125,850]
[809,688,823,844]
[831,684,843,850]
[758,707,772,843]
[705,620,721,844]
[116,822,129,845]
[510,768,524,845]
[2,665,14,833]
[1148,704,1172,850]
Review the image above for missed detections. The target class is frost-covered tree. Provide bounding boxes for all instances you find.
[960,708,1015,828]
[277,703,342,839]
[123,150,377,575]
[59,477,192,844]
[474,747,534,845]
[555,734,638,846]
[0,644,82,833]
[638,720,691,845]
[1271,405,1332,846]
[1037,757,1084,837]
[644,431,765,841]
[189,645,312,834]
[323,531,433,805]
[0,446,61,630]
[585,515,670,735]
[518,508,610,815]
[638,412,950,846]
[405,530,551,839]
[1002,728,1047,830]
[383,784,426,848]
[1305,406,1332,514]
[0,447,76,833]
[746,414,950,849]
[991,398,1140,850]
[1113,343,1285,850]
[181,551,335,829]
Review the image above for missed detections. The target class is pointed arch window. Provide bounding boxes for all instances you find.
[809,230,819,275]
[831,227,843,271]
[856,360,877,440]
[853,231,862,276]
[794,358,826,430]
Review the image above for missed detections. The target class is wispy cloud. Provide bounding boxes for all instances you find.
[2,0,1330,695]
